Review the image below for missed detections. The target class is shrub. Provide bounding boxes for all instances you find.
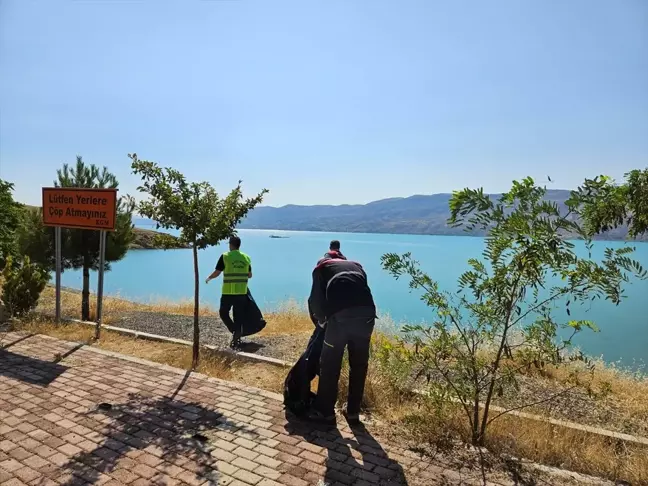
[382,177,647,446]
[0,179,23,270]
[1,256,49,317]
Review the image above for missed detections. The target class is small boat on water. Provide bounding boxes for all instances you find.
[269,235,289,239]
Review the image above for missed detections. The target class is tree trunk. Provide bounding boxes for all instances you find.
[81,256,90,321]
[192,244,200,369]
[472,398,481,446]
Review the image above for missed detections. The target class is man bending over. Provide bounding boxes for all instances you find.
[308,251,376,425]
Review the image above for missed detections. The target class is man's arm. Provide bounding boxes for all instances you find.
[308,268,326,324]
[205,255,225,284]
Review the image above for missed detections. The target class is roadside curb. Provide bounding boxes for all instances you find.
[64,317,292,368]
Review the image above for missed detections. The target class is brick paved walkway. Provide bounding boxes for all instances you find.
[0,332,508,486]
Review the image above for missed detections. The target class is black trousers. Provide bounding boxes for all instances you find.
[219,294,247,339]
[314,307,375,416]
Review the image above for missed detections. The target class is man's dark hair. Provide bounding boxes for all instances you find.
[229,236,242,249]
[329,240,341,251]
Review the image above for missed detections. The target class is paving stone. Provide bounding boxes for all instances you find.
[0,332,492,486]
[176,470,207,486]
[232,446,258,462]
[254,454,281,469]
[253,465,282,481]
[132,463,158,479]
[21,455,49,470]
[14,466,40,483]
[230,467,262,484]
[257,480,283,486]
[109,467,140,483]
[232,456,258,472]
[0,440,18,452]
[3,478,29,486]
[0,467,14,482]
[278,473,309,486]
[0,458,23,472]
[8,447,31,461]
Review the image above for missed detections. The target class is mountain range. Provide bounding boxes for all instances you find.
[238,189,645,241]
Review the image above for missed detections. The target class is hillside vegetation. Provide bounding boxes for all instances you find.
[131,228,187,249]
[239,189,646,240]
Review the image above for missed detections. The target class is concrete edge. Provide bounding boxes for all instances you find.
[39,318,648,448]
[62,318,292,368]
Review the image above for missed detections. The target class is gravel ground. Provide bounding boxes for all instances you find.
[113,310,308,362]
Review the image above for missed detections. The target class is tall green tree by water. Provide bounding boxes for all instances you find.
[130,153,267,367]
[382,177,646,447]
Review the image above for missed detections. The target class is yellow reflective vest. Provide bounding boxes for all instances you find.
[222,250,251,295]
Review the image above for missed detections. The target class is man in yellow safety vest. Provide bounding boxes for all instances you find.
[205,235,252,349]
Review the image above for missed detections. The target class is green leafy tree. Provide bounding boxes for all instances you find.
[16,206,56,271]
[0,179,24,269]
[130,153,267,367]
[382,177,645,446]
[18,156,135,321]
[574,168,648,239]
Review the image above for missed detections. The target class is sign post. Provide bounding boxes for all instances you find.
[42,187,118,335]
[95,230,107,339]
[55,226,61,322]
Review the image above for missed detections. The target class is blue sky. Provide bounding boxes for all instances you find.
[1,0,647,207]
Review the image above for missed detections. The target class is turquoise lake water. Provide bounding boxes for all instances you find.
[60,229,648,368]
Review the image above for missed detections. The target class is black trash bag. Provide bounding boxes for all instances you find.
[283,312,325,416]
[233,290,267,337]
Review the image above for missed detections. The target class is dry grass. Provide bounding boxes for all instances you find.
[38,286,153,324]
[260,298,313,337]
[376,396,648,485]
[13,318,286,394]
[487,414,648,485]
[546,360,648,437]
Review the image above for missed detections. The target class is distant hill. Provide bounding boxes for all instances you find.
[239,190,646,242]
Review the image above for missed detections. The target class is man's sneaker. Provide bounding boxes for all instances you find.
[343,410,361,426]
[229,338,242,351]
[306,409,336,426]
